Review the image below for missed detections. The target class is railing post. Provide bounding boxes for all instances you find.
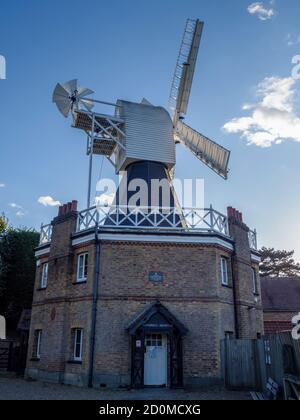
[76,213,80,232]
[191,208,195,228]
[210,204,214,232]
[39,223,43,245]
[225,217,229,236]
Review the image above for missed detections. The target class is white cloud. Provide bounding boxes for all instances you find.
[9,203,23,209]
[38,196,61,207]
[287,34,300,47]
[0,183,5,188]
[223,76,300,148]
[16,211,26,218]
[247,2,275,21]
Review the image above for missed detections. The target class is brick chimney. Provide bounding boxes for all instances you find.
[227,207,263,339]
[50,200,78,256]
[38,200,79,375]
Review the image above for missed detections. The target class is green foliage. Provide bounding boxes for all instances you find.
[0,228,39,330]
[259,247,300,278]
[0,213,8,234]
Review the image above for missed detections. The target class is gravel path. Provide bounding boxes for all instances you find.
[0,376,250,400]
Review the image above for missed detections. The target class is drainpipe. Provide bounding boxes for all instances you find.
[231,248,240,339]
[88,226,101,388]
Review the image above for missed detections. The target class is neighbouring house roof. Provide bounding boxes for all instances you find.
[261,277,300,312]
[17,309,31,331]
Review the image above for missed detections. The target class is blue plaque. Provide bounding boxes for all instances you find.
[149,271,164,283]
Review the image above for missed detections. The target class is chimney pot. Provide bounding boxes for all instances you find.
[71,200,78,212]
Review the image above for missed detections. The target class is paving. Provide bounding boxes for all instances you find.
[0,376,250,400]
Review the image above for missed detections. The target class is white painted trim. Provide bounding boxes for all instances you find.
[72,234,95,246]
[35,247,50,257]
[251,253,261,263]
[72,232,234,251]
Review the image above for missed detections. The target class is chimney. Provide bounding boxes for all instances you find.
[227,207,244,225]
[51,200,78,255]
[57,200,78,218]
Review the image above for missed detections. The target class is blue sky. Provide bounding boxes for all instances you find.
[0,0,300,258]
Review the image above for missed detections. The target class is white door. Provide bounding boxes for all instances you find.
[144,333,167,386]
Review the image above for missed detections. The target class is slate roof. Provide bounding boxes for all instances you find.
[261,277,300,311]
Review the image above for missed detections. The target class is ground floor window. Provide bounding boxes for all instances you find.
[32,329,42,359]
[72,328,83,361]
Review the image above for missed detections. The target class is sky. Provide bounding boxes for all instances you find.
[0,0,300,259]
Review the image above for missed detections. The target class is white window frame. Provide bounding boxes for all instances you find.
[40,262,48,289]
[73,328,83,361]
[33,329,42,359]
[252,268,258,295]
[76,253,88,283]
[221,257,229,286]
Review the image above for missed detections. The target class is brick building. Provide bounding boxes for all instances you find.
[25,201,263,388]
[261,277,300,335]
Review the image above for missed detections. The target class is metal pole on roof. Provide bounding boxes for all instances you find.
[87,114,95,208]
[87,151,93,209]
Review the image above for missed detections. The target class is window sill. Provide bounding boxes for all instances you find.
[222,284,233,289]
[30,357,40,362]
[67,360,82,365]
[37,287,47,291]
[72,280,87,285]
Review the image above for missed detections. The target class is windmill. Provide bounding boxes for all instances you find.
[52,19,230,213]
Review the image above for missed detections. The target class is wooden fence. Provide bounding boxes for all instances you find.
[0,340,13,371]
[221,332,300,392]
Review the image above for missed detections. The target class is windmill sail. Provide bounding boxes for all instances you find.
[175,121,230,179]
[169,19,204,125]
[52,79,94,117]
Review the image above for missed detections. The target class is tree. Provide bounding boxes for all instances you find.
[259,247,300,278]
[0,213,8,235]
[0,228,39,332]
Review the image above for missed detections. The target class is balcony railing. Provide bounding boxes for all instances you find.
[39,223,52,245]
[76,205,230,236]
[39,205,258,250]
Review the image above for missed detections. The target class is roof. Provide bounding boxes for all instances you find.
[17,309,31,331]
[261,277,300,311]
[126,301,188,336]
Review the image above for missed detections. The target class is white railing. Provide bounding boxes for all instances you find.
[39,223,52,245]
[76,205,230,236]
[39,206,258,250]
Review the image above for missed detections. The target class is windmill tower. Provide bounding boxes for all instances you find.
[53,19,230,215]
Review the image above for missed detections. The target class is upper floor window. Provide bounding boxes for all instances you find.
[72,328,83,361]
[32,329,42,359]
[77,253,88,283]
[40,262,48,289]
[221,257,229,286]
[252,268,258,295]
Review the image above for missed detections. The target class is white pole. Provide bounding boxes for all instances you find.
[87,151,93,209]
